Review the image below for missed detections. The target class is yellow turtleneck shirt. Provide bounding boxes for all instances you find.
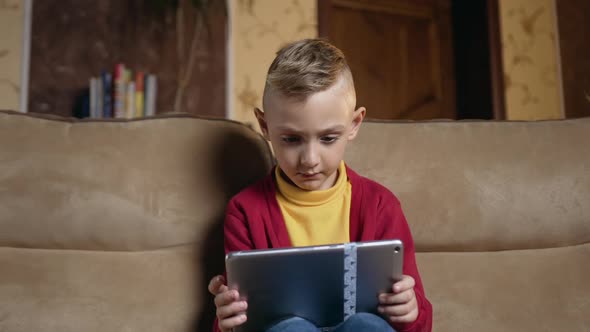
[275,161,352,247]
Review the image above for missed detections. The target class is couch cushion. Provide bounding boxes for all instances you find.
[346,118,590,251]
[0,111,273,251]
[0,246,205,332]
[417,243,590,331]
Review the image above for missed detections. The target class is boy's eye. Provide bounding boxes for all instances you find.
[321,136,339,144]
[281,136,300,144]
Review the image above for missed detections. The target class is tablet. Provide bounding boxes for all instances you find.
[225,239,403,332]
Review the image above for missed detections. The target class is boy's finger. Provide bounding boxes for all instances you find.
[378,296,416,317]
[378,289,415,305]
[218,284,229,296]
[219,314,247,331]
[387,313,417,324]
[208,275,226,295]
[214,289,239,307]
[392,275,415,293]
[217,300,248,320]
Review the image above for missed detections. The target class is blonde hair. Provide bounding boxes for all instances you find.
[263,38,354,104]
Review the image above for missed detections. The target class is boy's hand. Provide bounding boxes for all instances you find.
[208,275,248,332]
[377,275,419,324]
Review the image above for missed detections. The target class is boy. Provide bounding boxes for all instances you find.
[208,39,432,332]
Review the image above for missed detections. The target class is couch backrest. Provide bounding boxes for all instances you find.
[3,111,589,253]
[0,111,273,251]
[346,118,590,252]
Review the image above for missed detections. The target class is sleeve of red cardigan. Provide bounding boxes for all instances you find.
[213,198,256,332]
[224,198,256,254]
[376,194,433,332]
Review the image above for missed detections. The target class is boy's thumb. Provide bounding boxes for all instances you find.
[208,275,226,295]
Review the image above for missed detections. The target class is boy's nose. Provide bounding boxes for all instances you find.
[300,144,320,168]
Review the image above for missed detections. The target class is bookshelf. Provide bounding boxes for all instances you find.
[28,0,226,118]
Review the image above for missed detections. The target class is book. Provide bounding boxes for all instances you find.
[89,77,97,118]
[135,71,144,118]
[126,81,136,119]
[102,70,113,118]
[96,76,103,119]
[114,63,126,118]
[145,74,157,117]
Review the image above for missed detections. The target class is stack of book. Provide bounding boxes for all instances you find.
[87,64,157,119]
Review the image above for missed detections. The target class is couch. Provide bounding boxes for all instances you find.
[0,110,588,331]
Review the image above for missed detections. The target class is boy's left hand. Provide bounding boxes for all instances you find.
[377,275,419,324]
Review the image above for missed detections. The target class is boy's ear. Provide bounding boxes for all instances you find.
[348,106,366,140]
[254,107,271,141]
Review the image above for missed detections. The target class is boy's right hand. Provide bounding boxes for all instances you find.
[208,275,248,332]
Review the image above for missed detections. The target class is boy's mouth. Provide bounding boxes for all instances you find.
[299,172,320,179]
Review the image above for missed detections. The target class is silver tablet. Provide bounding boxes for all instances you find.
[225,239,403,332]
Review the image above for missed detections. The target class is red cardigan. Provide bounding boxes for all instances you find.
[216,166,432,332]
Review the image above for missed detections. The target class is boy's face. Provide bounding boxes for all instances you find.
[256,76,365,191]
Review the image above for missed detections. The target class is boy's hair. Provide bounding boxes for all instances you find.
[263,38,354,103]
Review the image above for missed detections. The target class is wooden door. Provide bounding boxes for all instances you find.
[319,0,456,120]
[556,0,590,119]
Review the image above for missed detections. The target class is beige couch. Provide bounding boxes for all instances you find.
[1,110,588,331]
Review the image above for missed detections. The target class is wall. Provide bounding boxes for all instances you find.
[228,0,567,123]
[228,0,317,129]
[498,0,563,120]
[3,0,574,121]
[0,0,24,112]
